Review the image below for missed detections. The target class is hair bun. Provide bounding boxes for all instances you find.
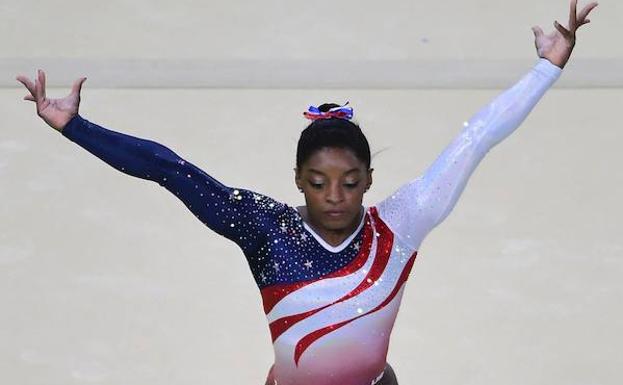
[318,103,342,112]
[303,101,353,121]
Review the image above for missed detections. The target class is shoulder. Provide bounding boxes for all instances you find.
[371,180,429,251]
[230,188,293,229]
[236,188,288,214]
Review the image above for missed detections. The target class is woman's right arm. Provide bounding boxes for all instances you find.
[17,70,283,256]
[61,114,285,256]
[61,115,285,255]
[61,114,185,183]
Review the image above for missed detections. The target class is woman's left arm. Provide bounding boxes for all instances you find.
[376,0,598,250]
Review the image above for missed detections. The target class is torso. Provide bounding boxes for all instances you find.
[250,203,417,385]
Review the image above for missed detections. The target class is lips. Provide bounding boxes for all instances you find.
[325,210,345,216]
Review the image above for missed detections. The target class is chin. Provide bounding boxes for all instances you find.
[323,213,357,227]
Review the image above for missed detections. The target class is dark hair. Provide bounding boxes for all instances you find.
[296,103,371,170]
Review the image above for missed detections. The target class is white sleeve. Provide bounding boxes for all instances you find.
[376,58,562,250]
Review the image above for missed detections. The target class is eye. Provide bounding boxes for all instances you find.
[308,181,359,189]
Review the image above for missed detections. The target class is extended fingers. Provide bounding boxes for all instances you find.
[569,0,578,32]
[531,25,545,39]
[554,20,573,39]
[577,2,598,25]
[33,70,44,103]
[34,74,41,103]
[38,69,46,101]
[70,77,87,96]
[16,75,36,96]
[16,78,36,101]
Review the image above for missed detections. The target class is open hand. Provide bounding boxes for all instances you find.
[531,0,598,69]
[16,69,87,132]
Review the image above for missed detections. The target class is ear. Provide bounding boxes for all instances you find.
[365,168,374,191]
[294,167,302,190]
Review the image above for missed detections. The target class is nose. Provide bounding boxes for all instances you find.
[325,182,345,204]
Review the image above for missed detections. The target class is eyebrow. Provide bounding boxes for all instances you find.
[308,168,360,176]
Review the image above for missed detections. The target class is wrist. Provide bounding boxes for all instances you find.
[540,53,567,69]
[59,114,82,136]
[545,45,573,69]
[545,57,565,69]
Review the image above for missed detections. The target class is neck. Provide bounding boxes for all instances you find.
[298,206,364,247]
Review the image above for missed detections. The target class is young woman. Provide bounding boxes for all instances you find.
[16,1,597,384]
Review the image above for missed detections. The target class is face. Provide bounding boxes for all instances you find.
[294,147,373,232]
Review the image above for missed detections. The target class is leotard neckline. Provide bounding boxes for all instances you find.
[295,205,367,253]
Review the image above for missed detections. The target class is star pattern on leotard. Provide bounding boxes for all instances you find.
[229,189,243,202]
[237,203,367,288]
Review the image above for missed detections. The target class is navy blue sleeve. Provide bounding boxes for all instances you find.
[61,114,285,256]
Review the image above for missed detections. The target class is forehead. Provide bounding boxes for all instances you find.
[302,147,364,175]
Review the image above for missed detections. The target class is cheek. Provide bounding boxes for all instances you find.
[305,191,323,203]
[346,188,365,200]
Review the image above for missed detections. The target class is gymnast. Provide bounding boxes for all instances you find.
[16,1,597,384]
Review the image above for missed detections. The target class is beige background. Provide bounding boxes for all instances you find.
[2,1,622,385]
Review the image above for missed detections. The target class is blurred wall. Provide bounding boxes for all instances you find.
[1,0,621,87]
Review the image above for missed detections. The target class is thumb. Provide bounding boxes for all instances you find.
[71,77,87,96]
[531,25,544,39]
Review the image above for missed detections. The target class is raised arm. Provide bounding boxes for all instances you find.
[377,59,561,249]
[16,70,283,256]
[59,115,285,256]
[376,0,598,251]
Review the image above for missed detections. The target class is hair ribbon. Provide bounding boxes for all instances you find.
[303,102,353,121]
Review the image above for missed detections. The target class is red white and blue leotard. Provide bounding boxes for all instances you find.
[60,59,561,385]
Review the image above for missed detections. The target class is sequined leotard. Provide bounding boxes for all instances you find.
[60,58,561,385]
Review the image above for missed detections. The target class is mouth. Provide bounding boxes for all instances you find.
[324,210,346,217]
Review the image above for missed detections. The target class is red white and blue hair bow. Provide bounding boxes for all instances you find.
[303,102,353,121]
